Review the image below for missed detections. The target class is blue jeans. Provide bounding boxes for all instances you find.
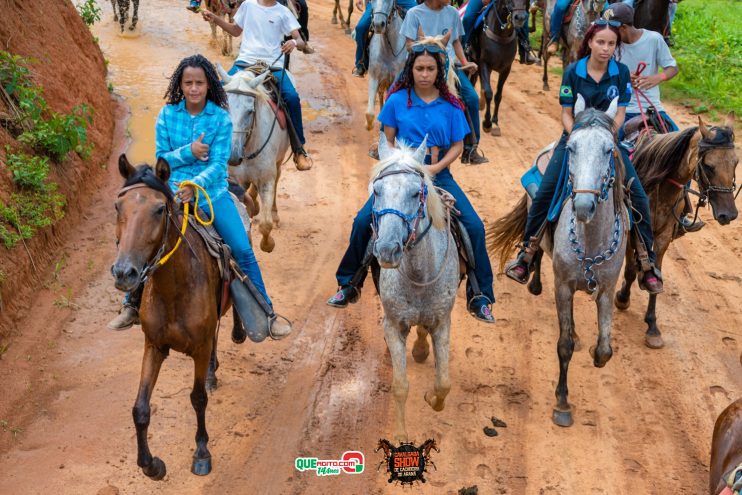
[228,63,305,145]
[549,0,572,44]
[619,111,679,140]
[462,0,483,47]
[456,68,481,143]
[523,133,656,262]
[354,0,418,71]
[335,167,495,305]
[124,193,272,309]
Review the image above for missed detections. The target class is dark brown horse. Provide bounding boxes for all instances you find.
[332,0,354,34]
[632,0,670,36]
[615,114,739,348]
[112,155,244,479]
[710,399,742,495]
[111,0,140,32]
[470,0,529,136]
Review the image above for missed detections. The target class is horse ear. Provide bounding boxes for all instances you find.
[412,135,428,164]
[378,132,393,161]
[725,111,736,129]
[605,97,619,119]
[698,115,711,140]
[573,94,586,117]
[217,64,232,85]
[248,71,271,89]
[417,25,426,40]
[440,30,451,47]
[118,154,135,179]
[155,157,171,183]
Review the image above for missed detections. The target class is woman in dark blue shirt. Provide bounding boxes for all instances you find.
[506,20,664,294]
[327,39,496,323]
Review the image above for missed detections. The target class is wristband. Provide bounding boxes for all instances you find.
[659,72,668,81]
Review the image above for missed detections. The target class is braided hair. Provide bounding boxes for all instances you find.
[387,48,465,111]
[163,54,228,109]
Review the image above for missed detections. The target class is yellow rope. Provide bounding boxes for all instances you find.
[159,181,214,266]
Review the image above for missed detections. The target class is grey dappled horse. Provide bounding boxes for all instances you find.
[365,0,406,130]
[111,0,140,32]
[219,67,291,253]
[373,136,459,442]
[490,95,627,427]
[541,0,605,90]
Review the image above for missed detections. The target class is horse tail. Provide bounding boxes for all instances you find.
[486,194,528,272]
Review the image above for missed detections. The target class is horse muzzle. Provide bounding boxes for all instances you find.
[111,260,142,292]
[710,195,738,225]
[512,11,527,28]
[372,20,387,34]
[374,240,403,268]
[573,194,597,224]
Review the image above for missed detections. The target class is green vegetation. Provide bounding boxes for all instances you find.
[76,0,102,27]
[665,0,741,116]
[0,52,92,249]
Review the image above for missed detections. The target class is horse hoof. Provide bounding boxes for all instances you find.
[424,391,445,412]
[331,17,338,24]
[491,127,501,137]
[614,291,630,310]
[191,455,212,476]
[411,346,429,363]
[527,281,542,296]
[260,236,275,253]
[205,375,218,393]
[143,457,167,480]
[552,408,573,427]
[543,84,550,92]
[345,28,352,35]
[645,333,664,349]
[589,345,613,368]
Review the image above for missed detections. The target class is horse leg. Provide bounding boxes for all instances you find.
[133,341,168,480]
[645,239,669,349]
[552,283,575,427]
[332,0,339,24]
[345,0,354,34]
[271,165,281,228]
[366,75,379,131]
[257,180,276,253]
[384,318,409,443]
[190,349,213,476]
[490,66,511,137]
[541,33,550,91]
[119,0,128,32]
[590,290,615,368]
[424,321,451,412]
[111,0,118,22]
[205,335,219,392]
[528,249,544,295]
[411,326,430,363]
[248,183,260,216]
[480,64,493,133]
[129,0,139,31]
[615,242,636,310]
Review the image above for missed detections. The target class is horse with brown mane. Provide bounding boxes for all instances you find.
[112,155,246,479]
[614,114,739,348]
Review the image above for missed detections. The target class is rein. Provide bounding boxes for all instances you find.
[484,0,519,43]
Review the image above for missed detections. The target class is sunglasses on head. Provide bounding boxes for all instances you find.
[410,43,446,54]
[593,19,622,27]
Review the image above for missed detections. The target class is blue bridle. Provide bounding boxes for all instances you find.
[371,168,429,249]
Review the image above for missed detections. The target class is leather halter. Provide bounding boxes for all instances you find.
[569,149,617,203]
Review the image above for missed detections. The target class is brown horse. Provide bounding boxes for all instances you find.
[710,398,742,495]
[615,114,739,348]
[332,0,354,34]
[632,0,670,36]
[204,0,239,56]
[112,155,244,479]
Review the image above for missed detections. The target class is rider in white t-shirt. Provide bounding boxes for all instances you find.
[202,0,312,171]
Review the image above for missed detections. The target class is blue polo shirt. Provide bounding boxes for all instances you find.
[378,89,470,155]
[559,56,632,111]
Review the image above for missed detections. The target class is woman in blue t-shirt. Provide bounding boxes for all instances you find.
[327,40,495,323]
[505,20,663,294]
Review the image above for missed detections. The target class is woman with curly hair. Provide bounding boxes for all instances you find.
[327,39,496,323]
[108,54,291,339]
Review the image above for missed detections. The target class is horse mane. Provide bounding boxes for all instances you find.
[222,70,272,100]
[123,164,175,201]
[369,146,446,230]
[411,36,460,96]
[632,126,698,191]
[571,108,625,211]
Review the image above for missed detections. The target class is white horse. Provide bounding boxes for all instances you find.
[372,136,459,442]
[219,66,290,253]
[365,0,406,130]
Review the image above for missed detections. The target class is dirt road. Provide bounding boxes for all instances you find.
[1,1,741,493]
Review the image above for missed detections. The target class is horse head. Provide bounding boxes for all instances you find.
[370,134,445,268]
[372,0,396,34]
[697,113,739,225]
[510,0,529,29]
[112,154,174,292]
[568,95,620,223]
[375,439,393,456]
[218,64,272,166]
[587,0,607,19]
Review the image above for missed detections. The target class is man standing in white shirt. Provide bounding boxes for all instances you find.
[202,0,312,170]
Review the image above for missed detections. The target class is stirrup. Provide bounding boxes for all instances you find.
[505,259,530,285]
[638,266,664,294]
[268,313,293,340]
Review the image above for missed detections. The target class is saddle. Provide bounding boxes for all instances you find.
[622,108,674,151]
[232,62,288,130]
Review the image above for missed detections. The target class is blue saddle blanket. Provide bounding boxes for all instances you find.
[473,2,495,32]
